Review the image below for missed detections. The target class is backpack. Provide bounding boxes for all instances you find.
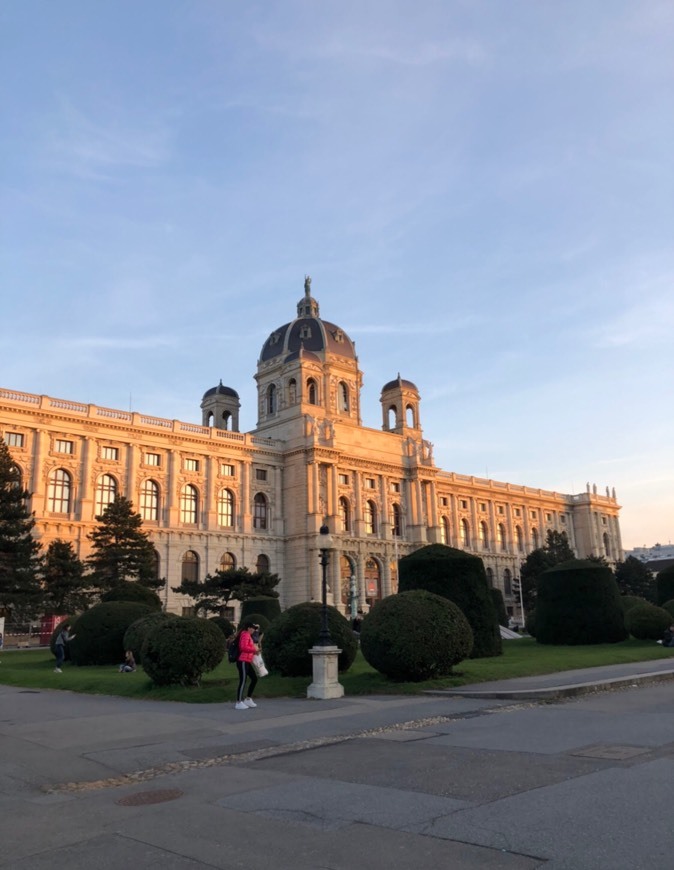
[227,634,240,664]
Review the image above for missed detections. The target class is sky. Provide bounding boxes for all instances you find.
[1,1,672,551]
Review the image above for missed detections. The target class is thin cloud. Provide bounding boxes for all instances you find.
[57,336,177,351]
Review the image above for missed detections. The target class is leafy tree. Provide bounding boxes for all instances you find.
[172,567,280,616]
[87,496,162,591]
[42,539,91,615]
[614,556,655,601]
[520,530,574,611]
[0,439,43,622]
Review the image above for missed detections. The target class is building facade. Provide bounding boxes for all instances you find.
[0,279,623,621]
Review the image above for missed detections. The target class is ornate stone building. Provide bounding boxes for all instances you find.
[0,278,623,621]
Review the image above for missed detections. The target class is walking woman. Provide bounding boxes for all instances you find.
[234,620,259,710]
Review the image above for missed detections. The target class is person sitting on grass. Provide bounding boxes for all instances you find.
[662,624,674,648]
[119,650,136,672]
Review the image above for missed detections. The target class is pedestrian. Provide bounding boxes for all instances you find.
[119,650,136,672]
[234,620,259,710]
[54,623,75,673]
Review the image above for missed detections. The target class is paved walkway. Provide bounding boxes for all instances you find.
[1,661,673,869]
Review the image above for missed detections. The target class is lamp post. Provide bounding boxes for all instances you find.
[349,574,358,621]
[318,524,333,646]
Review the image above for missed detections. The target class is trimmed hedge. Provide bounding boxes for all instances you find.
[360,590,473,681]
[656,565,674,606]
[239,597,282,624]
[69,602,154,665]
[123,611,176,663]
[524,609,536,638]
[626,602,672,640]
[239,613,271,635]
[263,602,358,677]
[101,582,162,611]
[141,617,226,686]
[490,588,508,628]
[208,616,236,639]
[661,599,674,620]
[398,544,502,658]
[620,595,651,614]
[536,559,627,645]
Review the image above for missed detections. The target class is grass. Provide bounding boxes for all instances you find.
[1,638,672,703]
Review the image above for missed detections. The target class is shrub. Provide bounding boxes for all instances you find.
[656,565,674,606]
[263,602,358,677]
[398,544,501,658]
[626,602,672,640]
[239,597,282,624]
[490,588,508,628]
[360,590,473,681]
[123,611,176,663]
[620,595,650,614]
[69,602,154,665]
[101,582,162,611]
[208,616,235,639]
[239,613,271,635]
[524,609,536,638]
[141,617,226,686]
[661,599,674,619]
[536,560,627,645]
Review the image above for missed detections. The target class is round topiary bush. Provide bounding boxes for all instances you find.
[536,560,627,645]
[263,602,358,677]
[141,617,226,686]
[661,599,674,620]
[101,582,162,611]
[240,597,282,624]
[398,544,501,658]
[620,595,650,614]
[123,611,176,663]
[360,590,473,681]
[656,565,674,606]
[69,602,154,665]
[239,613,271,635]
[208,616,235,640]
[524,610,536,638]
[626,602,672,640]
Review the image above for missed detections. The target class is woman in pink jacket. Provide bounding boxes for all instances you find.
[234,621,259,710]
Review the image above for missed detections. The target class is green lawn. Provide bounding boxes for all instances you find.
[1,638,672,703]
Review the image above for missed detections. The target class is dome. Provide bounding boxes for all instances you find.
[259,276,357,364]
[202,381,239,400]
[381,374,419,394]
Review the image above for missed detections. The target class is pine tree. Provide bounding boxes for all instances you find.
[0,439,43,623]
[615,556,655,601]
[42,538,92,614]
[520,529,575,611]
[172,566,280,615]
[87,496,160,591]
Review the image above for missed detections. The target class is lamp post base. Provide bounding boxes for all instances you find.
[307,645,344,699]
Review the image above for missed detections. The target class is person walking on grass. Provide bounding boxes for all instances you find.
[234,620,259,710]
[54,623,75,673]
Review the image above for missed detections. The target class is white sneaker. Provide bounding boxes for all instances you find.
[243,698,257,708]
[54,668,62,673]
[234,701,248,710]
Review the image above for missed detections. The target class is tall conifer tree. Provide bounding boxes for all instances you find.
[42,538,91,614]
[87,496,160,590]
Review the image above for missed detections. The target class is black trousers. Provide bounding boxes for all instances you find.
[236,660,258,702]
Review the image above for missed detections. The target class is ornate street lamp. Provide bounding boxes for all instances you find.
[318,524,333,645]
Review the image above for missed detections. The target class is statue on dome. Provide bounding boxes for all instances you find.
[304,275,312,295]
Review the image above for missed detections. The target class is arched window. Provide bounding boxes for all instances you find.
[486,567,494,588]
[515,525,524,553]
[10,464,23,489]
[307,378,318,405]
[48,468,72,514]
[365,557,382,606]
[222,411,232,430]
[339,381,349,412]
[180,484,198,524]
[603,532,611,559]
[503,567,512,595]
[140,479,160,521]
[497,523,506,551]
[364,500,377,535]
[338,496,350,532]
[256,554,270,574]
[340,555,356,607]
[387,405,397,429]
[206,411,214,428]
[219,552,236,572]
[253,493,268,530]
[95,474,117,516]
[405,404,415,427]
[288,378,297,404]
[181,550,199,583]
[531,527,539,550]
[267,384,276,414]
[440,515,449,545]
[460,518,470,549]
[151,549,161,580]
[479,520,489,551]
[217,489,234,527]
[390,503,402,537]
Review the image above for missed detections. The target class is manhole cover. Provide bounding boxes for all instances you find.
[116,788,183,806]
[570,745,649,760]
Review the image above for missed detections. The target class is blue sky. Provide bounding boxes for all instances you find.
[1,1,672,550]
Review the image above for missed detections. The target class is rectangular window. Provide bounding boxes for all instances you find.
[480,502,487,512]
[514,508,521,517]
[5,432,24,447]
[184,458,200,472]
[339,473,349,485]
[530,510,537,519]
[602,516,607,525]
[560,514,566,523]
[221,463,235,477]
[145,452,161,466]
[101,446,119,461]
[365,478,376,489]
[460,499,468,510]
[255,468,267,481]
[498,505,505,515]
[391,482,401,494]
[545,512,552,522]
[55,439,73,454]
[439,496,448,506]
